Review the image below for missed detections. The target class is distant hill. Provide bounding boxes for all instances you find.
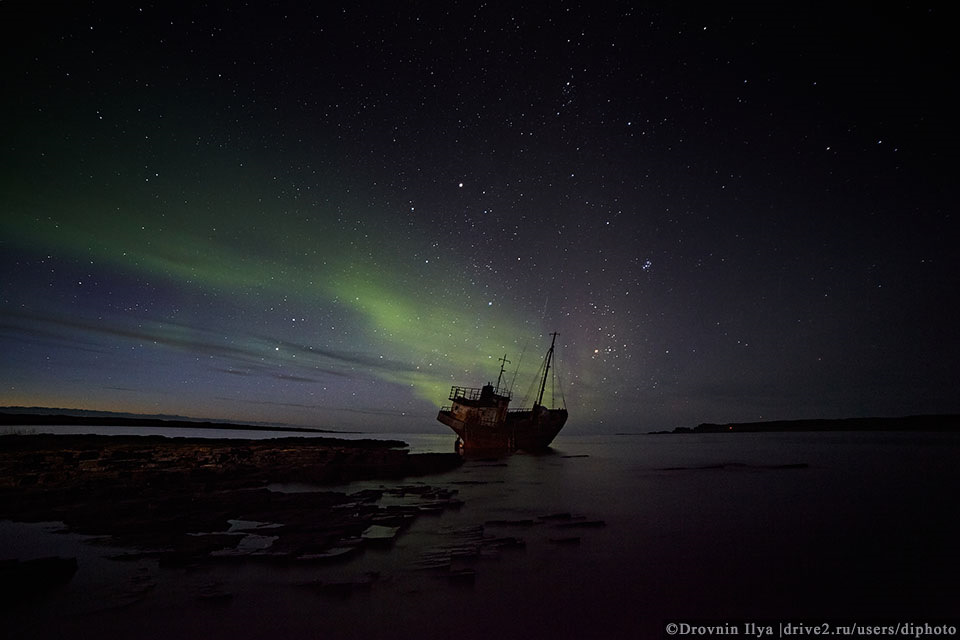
[0,406,348,434]
[652,415,960,434]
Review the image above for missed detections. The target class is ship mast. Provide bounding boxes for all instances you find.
[535,332,558,408]
[495,354,510,394]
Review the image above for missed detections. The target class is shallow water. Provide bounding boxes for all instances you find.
[3,431,959,638]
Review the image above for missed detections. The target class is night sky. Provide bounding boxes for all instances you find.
[1,3,956,433]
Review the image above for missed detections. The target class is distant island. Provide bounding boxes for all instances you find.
[650,414,959,434]
[0,407,352,434]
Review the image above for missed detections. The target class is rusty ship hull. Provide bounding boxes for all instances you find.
[437,404,567,451]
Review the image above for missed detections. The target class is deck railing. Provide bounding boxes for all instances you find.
[449,386,483,401]
[448,385,512,401]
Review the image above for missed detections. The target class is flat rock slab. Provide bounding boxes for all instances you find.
[0,434,463,565]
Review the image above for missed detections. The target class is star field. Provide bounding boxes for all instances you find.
[1,3,956,432]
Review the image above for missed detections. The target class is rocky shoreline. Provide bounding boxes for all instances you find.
[0,433,460,490]
[0,434,464,600]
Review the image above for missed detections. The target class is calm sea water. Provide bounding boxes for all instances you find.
[0,423,403,442]
[3,430,959,638]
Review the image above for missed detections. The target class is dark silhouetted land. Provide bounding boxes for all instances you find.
[650,414,959,434]
[0,408,346,433]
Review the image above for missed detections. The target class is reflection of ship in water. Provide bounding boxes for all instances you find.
[437,332,568,452]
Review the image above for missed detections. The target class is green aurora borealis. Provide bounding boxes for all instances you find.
[2,4,957,432]
[1,125,576,427]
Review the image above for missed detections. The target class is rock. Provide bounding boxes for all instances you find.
[537,512,574,521]
[361,525,400,546]
[485,519,537,527]
[0,434,465,567]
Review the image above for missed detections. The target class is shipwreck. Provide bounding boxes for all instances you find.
[437,332,568,452]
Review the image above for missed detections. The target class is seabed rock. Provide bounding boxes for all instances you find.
[297,571,380,598]
[447,567,477,584]
[556,519,606,529]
